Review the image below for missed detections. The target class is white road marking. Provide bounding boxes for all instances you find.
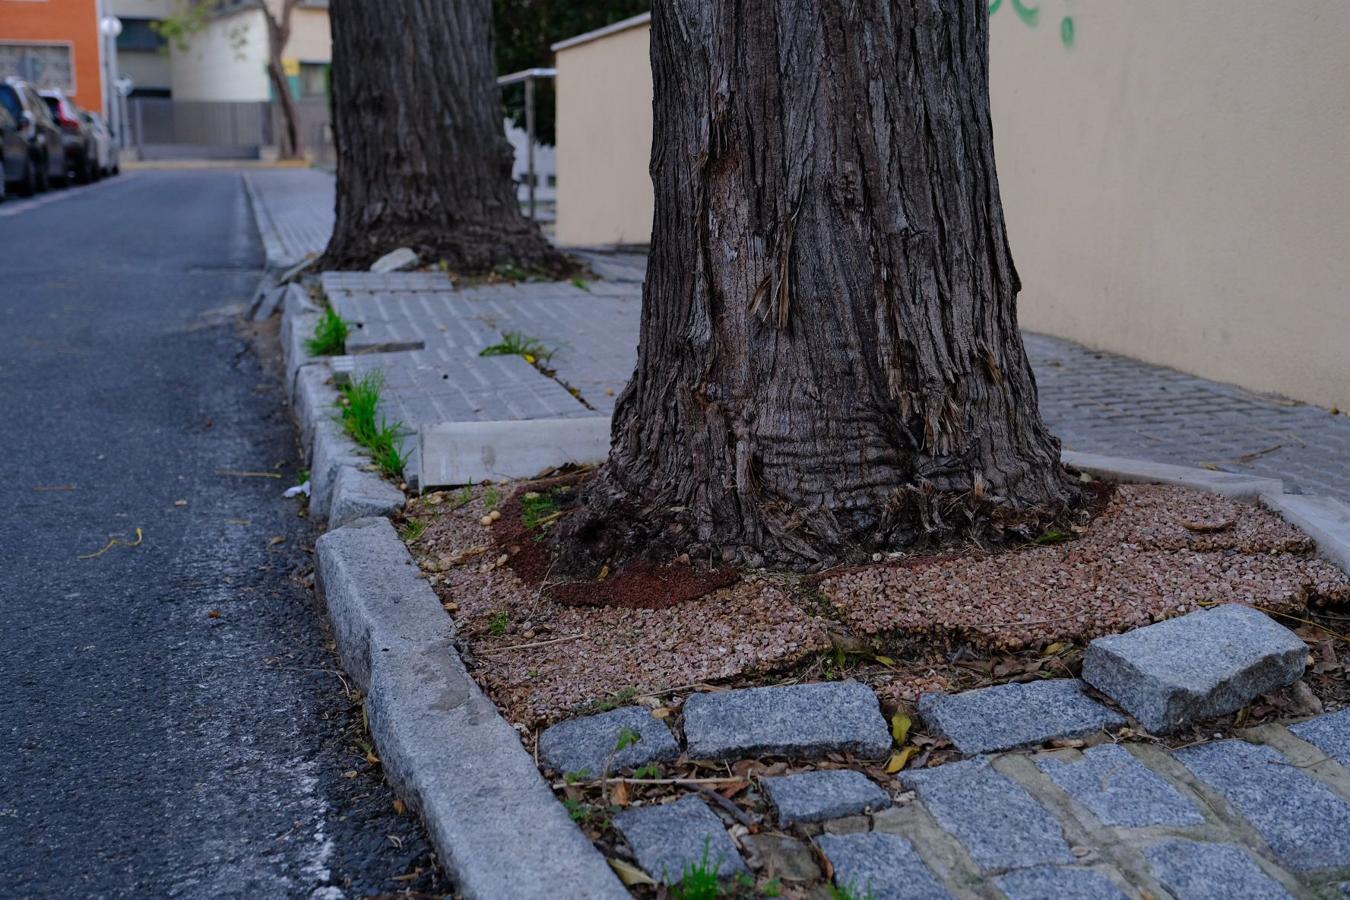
[0,172,139,218]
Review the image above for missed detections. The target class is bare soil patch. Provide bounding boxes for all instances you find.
[407,480,1348,731]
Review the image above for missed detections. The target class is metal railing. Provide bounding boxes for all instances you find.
[497,68,556,220]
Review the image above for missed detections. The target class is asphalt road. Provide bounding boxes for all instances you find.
[0,171,446,897]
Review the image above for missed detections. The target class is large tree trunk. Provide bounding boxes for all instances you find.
[559,0,1076,573]
[319,0,566,273]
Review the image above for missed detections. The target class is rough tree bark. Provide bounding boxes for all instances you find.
[262,0,302,160]
[558,0,1076,573]
[319,0,567,273]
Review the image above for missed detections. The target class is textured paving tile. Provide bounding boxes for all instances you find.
[1037,744,1205,827]
[1083,604,1306,734]
[919,679,1125,754]
[997,866,1130,900]
[1290,709,1350,768]
[537,707,679,777]
[681,681,891,761]
[613,796,748,883]
[814,832,951,900]
[1143,839,1294,900]
[901,757,1074,872]
[760,770,891,825]
[244,169,334,268]
[1175,739,1350,870]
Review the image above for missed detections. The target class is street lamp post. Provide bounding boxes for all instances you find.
[99,11,124,146]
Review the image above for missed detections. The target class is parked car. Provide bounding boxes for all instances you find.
[79,110,119,178]
[0,78,65,191]
[40,89,97,184]
[0,106,30,199]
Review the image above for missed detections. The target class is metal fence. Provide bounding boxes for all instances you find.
[128,98,273,159]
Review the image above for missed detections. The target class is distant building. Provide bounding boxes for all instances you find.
[106,0,330,102]
[0,0,105,112]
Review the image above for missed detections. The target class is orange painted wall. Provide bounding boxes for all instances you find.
[0,0,103,112]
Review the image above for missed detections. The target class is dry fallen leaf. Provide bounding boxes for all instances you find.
[885,746,919,773]
[890,711,912,745]
[392,798,407,816]
[268,535,286,547]
[207,610,221,619]
[607,858,654,887]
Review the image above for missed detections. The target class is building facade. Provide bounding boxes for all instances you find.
[0,0,105,112]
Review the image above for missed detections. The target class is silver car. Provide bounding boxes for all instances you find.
[79,110,120,178]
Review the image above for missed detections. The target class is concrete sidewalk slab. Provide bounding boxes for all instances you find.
[419,415,611,488]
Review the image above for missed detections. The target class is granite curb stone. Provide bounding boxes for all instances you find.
[1290,709,1350,768]
[315,517,626,899]
[682,681,892,761]
[1175,739,1350,871]
[308,421,369,523]
[1061,450,1284,500]
[1082,604,1307,734]
[537,706,680,777]
[1143,839,1293,900]
[292,361,338,459]
[1037,743,1205,827]
[760,770,891,825]
[918,679,1125,754]
[613,795,749,883]
[900,757,1075,872]
[328,465,405,529]
[996,866,1131,900]
[813,832,950,900]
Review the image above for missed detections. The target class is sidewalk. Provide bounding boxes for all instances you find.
[246,168,1350,501]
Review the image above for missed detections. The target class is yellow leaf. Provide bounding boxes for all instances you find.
[597,564,610,582]
[873,655,896,667]
[608,858,655,886]
[890,711,912,745]
[1041,641,1069,657]
[885,746,919,773]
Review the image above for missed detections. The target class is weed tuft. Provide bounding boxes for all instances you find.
[672,840,723,900]
[338,372,407,478]
[400,518,426,543]
[480,331,555,367]
[521,491,560,530]
[488,611,509,636]
[307,307,350,355]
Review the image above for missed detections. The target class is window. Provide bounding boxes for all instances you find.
[0,43,75,92]
[117,19,167,54]
[299,62,329,98]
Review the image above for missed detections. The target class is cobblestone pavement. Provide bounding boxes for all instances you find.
[250,168,1349,501]
[243,168,335,269]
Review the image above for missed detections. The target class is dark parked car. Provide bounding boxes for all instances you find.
[40,89,97,184]
[0,78,65,191]
[0,106,30,199]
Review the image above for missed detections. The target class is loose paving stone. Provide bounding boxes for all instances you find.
[918,679,1125,754]
[1082,604,1307,733]
[814,832,951,900]
[997,866,1131,900]
[760,770,891,825]
[612,796,749,883]
[1036,744,1206,827]
[1175,739,1350,870]
[900,757,1075,872]
[1290,708,1350,768]
[1143,839,1293,900]
[370,246,419,273]
[682,681,891,761]
[536,706,679,778]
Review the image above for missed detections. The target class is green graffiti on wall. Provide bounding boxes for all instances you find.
[990,0,1075,49]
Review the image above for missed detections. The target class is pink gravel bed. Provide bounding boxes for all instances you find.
[409,482,1348,724]
[410,488,831,727]
[820,485,1350,651]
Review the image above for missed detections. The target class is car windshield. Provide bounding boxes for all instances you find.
[0,86,20,121]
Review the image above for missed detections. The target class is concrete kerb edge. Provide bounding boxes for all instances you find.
[314,518,626,900]
[1062,450,1350,579]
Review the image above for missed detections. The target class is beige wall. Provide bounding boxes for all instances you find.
[169,6,267,101]
[991,2,1350,410]
[554,20,653,247]
[553,7,1350,410]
